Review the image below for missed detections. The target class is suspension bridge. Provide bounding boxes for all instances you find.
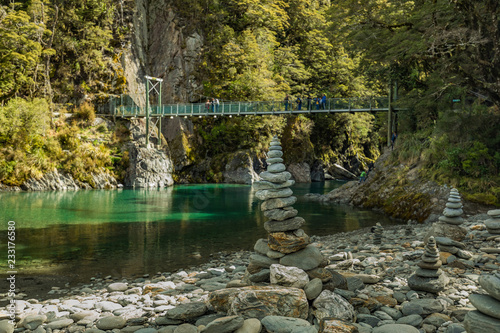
[97,76,399,145]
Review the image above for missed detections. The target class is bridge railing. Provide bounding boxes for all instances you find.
[100,96,390,117]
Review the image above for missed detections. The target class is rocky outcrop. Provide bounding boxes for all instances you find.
[162,117,195,171]
[287,162,311,183]
[122,0,204,105]
[124,143,174,188]
[21,169,117,191]
[223,151,260,185]
[325,150,450,222]
[328,163,357,180]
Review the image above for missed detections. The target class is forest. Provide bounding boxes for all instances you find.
[0,0,499,204]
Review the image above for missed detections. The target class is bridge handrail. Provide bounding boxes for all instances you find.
[103,96,390,117]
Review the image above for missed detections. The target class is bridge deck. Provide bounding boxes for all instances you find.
[98,97,392,117]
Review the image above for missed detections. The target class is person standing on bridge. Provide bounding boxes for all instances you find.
[205,99,210,112]
[214,98,220,112]
[284,95,290,111]
[296,96,302,111]
[307,95,312,110]
[321,94,327,109]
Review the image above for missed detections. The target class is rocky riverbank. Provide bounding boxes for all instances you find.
[1,210,499,333]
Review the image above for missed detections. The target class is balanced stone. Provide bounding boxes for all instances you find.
[448,197,461,203]
[446,202,463,209]
[438,216,465,225]
[488,209,500,216]
[255,188,293,201]
[269,145,282,151]
[415,268,442,278]
[253,179,295,191]
[464,310,500,333]
[266,157,283,164]
[408,273,449,294]
[264,217,305,232]
[418,260,442,270]
[469,294,500,320]
[261,196,297,211]
[268,229,310,254]
[268,150,283,158]
[479,272,500,301]
[268,163,286,173]
[443,208,464,217]
[260,171,291,183]
[263,207,298,221]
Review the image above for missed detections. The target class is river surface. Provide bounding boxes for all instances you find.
[0,182,401,281]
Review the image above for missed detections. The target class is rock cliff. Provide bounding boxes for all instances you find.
[122,0,204,105]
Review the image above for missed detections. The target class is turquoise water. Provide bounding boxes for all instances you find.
[0,182,400,280]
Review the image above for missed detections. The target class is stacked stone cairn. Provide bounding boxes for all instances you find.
[485,209,500,236]
[247,136,324,283]
[408,236,449,293]
[426,188,467,242]
[371,222,384,245]
[438,188,464,225]
[464,271,500,332]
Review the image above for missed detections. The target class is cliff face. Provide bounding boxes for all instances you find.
[122,0,204,105]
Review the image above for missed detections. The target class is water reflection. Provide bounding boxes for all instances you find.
[0,182,401,280]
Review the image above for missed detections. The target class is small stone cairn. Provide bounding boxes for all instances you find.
[371,222,384,245]
[408,236,449,293]
[247,136,324,282]
[464,271,500,332]
[485,209,500,235]
[438,188,464,225]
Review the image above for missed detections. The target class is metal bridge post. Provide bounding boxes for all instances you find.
[387,80,393,146]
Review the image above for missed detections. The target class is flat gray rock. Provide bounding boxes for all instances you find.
[165,302,208,320]
[261,196,297,211]
[263,207,298,221]
[266,157,283,164]
[203,315,244,333]
[464,310,500,333]
[253,179,295,191]
[264,217,305,232]
[485,219,500,229]
[267,163,286,173]
[443,208,463,217]
[469,294,500,319]
[408,273,449,293]
[95,316,126,330]
[446,202,463,209]
[487,209,500,216]
[373,324,419,333]
[261,316,311,333]
[259,171,291,184]
[267,150,283,158]
[279,245,323,271]
[438,216,464,225]
[255,188,293,201]
[46,319,74,330]
[434,236,465,248]
[479,273,500,302]
[396,314,423,327]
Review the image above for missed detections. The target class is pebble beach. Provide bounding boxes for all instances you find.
[1,210,499,333]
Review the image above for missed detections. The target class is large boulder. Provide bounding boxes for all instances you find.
[208,286,309,320]
[223,151,260,185]
[287,162,311,183]
[124,143,174,188]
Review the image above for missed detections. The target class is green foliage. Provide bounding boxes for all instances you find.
[73,102,96,126]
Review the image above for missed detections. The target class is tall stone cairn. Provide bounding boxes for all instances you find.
[246,136,324,282]
[438,188,464,225]
[485,209,500,235]
[464,271,500,332]
[408,236,449,293]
